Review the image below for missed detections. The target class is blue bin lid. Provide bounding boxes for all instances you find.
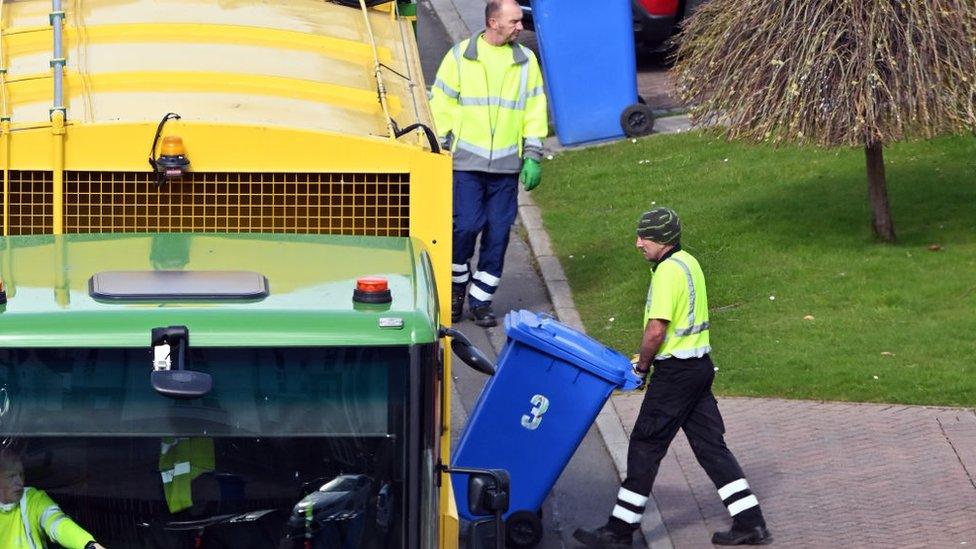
[504,310,641,390]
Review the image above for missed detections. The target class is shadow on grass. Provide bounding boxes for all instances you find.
[728,143,976,248]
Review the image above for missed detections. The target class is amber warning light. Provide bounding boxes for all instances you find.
[353,276,392,304]
[157,136,190,178]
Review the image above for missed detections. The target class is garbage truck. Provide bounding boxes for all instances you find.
[0,0,501,546]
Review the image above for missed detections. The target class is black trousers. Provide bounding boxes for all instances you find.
[608,355,765,533]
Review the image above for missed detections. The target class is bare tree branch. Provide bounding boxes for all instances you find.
[674,0,976,148]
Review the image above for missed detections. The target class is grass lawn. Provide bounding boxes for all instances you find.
[531,132,976,406]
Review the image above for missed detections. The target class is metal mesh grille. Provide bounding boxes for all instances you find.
[1,171,410,236]
[2,171,55,235]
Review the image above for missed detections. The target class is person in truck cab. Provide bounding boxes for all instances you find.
[0,449,106,549]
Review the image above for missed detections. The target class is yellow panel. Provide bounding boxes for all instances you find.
[0,0,426,134]
[5,23,394,65]
[7,72,401,114]
[440,475,461,549]
[5,122,430,171]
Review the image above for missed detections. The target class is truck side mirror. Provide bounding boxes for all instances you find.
[467,469,510,516]
[442,466,510,549]
[439,327,495,376]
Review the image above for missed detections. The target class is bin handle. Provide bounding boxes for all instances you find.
[621,367,644,391]
[535,312,560,336]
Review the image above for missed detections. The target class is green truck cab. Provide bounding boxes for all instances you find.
[0,232,446,548]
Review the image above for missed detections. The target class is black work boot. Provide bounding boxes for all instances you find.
[471,304,497,327]
[451,288,465,323]
[711,526,772,545]
[572,525,633,548]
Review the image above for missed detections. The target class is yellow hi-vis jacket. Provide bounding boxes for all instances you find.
[430,32,548,174]
[643,249,712,360]
[0,488,95,549]
[159,437,215,514]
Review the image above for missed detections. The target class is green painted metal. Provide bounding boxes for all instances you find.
[0,233,440,347]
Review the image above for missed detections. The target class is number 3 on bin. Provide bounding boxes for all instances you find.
[520,394,550,430]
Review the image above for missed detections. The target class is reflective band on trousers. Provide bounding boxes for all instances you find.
[611,504,642,524]
[452,264,469,283]
[468,285,493,302]
[718,479,749,500]
[669,256,710,337]
[473,271,500,287]
[617,487,648,507]
[728,495,759,516]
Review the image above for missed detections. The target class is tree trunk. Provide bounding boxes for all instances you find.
[865,143,896,242]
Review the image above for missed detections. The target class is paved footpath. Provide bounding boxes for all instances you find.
[613,396,976,547]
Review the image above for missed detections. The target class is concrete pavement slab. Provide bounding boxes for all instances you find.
[424,0,470,43]
[614,394,976,547]
[937,411,976,488]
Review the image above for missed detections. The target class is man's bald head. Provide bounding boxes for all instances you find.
[484,0,523,46]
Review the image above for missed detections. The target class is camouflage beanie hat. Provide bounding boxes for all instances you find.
[636,207,681,244]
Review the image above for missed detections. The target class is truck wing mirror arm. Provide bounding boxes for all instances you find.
[438,327,495,376]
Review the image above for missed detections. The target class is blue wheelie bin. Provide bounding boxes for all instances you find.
[529,0,653,145]
[452,310,641,547]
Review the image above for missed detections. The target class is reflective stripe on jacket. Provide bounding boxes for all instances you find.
[159,437,215,514]
[430,31,548,174]
[0,488,94,549]
[643,249,712,360]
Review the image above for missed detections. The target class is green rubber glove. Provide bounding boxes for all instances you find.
[519,158,542,191]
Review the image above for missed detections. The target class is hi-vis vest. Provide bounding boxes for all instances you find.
[643,249,712,360]
[430,32,548,174]
[159,437,215,514]
[0,488,94,549]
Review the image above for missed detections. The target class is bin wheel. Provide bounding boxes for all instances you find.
[621,103,655,137]
[505,510,543,548]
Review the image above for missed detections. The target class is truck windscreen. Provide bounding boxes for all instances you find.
[0,346,409,549]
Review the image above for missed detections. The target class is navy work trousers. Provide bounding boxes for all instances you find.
[608,355,766,534]
[452,170,519,308]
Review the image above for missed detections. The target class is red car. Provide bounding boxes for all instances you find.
[518,0,708,50]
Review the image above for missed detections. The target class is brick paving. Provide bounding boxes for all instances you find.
[612,395,976,547]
